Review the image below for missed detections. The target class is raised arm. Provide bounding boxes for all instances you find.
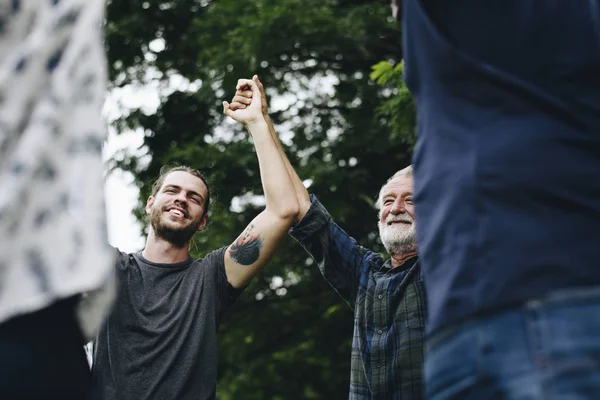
[228,78,376,306]
[222,78,299,288]
[230,76,311,223]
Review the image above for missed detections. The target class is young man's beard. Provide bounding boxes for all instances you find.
[150,207,203,248]
[378,222,417,257]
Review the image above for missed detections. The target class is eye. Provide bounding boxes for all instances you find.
[165,188,176,193]
[405,197,413,204]
[191,197,201,204]
[383,199,394,206]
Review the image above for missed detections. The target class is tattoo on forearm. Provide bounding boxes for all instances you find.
[229,224,263,266]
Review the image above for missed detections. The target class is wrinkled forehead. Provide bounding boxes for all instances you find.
[381,175,413,199]
[160,171,208,197]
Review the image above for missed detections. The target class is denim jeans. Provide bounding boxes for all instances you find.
[424,286,600,400]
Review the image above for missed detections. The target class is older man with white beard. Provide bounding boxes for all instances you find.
[287,165,425,399]
[289,166,425,400]
[229,79,426,399]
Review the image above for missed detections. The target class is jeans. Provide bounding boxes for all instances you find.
[424,286,600,400]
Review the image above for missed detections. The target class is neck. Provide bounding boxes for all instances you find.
[142,229,191,264]
[390,250,418,269]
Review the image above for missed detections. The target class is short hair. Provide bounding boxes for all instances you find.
[150,165,211,218]
[375,165,413,213]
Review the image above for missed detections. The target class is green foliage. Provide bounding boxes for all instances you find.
[370,60,417,146]
[105,0,416,397]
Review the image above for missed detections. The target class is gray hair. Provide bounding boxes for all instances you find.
[375,165,413,214]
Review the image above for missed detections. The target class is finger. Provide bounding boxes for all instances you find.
[222,101,232,117]
[228,102,247,111]
[253,75,265,94]
[236,79,253,90]
[230,100,249,109]
[233,95,252,105]
[235,89,253,99]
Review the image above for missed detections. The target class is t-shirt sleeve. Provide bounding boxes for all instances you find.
[204,246,245,319]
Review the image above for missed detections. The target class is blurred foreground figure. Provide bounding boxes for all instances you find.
[400,1,600,399]
[0,0,114,399]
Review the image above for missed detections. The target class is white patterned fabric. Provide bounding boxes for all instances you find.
[0,0,114,340]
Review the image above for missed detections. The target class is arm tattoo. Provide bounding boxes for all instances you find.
[229,224,263,266]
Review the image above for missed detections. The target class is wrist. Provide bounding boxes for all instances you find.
[245,116,269,131]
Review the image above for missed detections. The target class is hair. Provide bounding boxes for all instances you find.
[375,165,413,214]
[150,165,211,218]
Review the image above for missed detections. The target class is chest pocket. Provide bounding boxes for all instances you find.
[390,262,426,330]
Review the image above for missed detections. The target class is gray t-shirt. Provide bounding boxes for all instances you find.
[90,247,242,400]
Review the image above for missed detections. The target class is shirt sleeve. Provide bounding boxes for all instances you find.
[289,194,376,308]
[209,246,245,319]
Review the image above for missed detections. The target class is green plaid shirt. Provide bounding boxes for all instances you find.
[290,195,426,399]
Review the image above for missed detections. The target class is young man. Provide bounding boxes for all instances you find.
[89,77,299,400]
[401,1,600,398]
[230,78,425,399]
[0,1,114,399]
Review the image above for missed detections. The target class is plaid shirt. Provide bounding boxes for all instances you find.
[290,195,426,400]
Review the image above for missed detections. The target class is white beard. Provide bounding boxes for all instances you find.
[378,217,417,256]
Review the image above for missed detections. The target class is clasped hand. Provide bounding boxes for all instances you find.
[223,75,266,126]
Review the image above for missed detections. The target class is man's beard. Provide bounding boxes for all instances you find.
[149,205,202,248]
[378,215,417,257]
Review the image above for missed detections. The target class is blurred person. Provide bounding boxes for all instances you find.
[398,0,600,398]
[0,1,115,399]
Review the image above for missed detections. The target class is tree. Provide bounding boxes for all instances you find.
[104,0,415,397]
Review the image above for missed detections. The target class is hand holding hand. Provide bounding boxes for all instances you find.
[223,76,264,126]
[226,75,269,118]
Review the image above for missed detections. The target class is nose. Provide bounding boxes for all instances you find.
[390,197,405,215]
[174,192,188,205]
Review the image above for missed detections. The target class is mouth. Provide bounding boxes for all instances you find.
[387,220,411,226]
[166,207,187,218]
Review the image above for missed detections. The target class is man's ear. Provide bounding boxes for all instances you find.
[197,213,209,232]
[145,196,155,215]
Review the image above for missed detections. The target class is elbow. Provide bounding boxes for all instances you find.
[273,199,300,221]
[280,202,300,221]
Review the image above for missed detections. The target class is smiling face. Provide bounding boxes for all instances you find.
[377,175,417,257]
[145,171,209,247]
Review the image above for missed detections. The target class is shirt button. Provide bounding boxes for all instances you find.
[377,329,384,335]
[378,294,384,300]
[376,363,382,368]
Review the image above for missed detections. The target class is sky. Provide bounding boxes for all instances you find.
[102,87,153,253]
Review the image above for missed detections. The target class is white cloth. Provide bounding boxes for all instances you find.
[0,0,114,340]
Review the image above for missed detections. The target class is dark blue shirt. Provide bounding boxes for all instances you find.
[403,0,600,334]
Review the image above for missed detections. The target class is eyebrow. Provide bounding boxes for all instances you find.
[383,192,412,200]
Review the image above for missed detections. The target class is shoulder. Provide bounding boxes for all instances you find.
[113,248,142,271]
[194,246,228,268]
[365,251,386,269]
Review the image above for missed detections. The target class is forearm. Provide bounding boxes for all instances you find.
[264,115,311,222]
[289,197,367,306]
[246,118,299,219]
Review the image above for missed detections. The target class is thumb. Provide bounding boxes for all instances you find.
[253,75,265,95]
[223,101,233,117]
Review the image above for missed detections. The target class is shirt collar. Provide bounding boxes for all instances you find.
[382,255,418,272]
